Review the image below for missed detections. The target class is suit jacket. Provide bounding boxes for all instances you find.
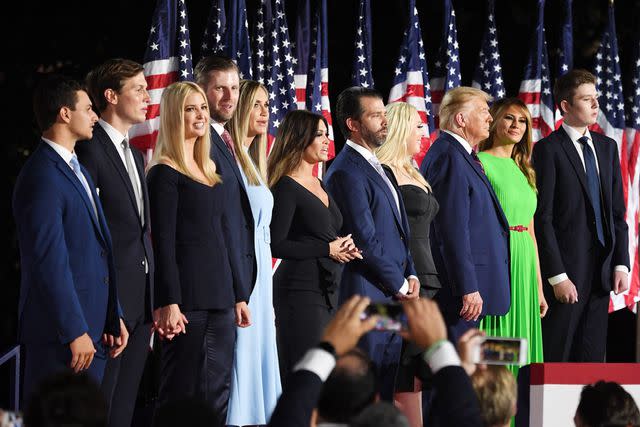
[13,141,121,349]
[420,132,511,316]
[76,124,154,324]
[267,363,481,427]
[532,127,629,292]
[324,144,416,302]
[210,130,255,302]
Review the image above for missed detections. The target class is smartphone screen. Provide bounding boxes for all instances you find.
[361,302,407,332]
[474,336,527,365]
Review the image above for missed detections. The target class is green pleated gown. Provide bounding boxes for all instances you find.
[478,152,544,377]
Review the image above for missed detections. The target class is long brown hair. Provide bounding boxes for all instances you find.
[227,80,268,185]
[479,98,536,191]
[267,110,328,187]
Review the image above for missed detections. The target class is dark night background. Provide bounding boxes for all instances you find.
[2,0,640,412]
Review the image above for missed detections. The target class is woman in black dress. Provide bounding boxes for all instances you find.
[268,110,361,379]
[376,102,440,426]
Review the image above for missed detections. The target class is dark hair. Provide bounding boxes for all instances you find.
[32,74,84,132]
[350,402,409,427]
[576,381,640,427]
[554,69,597,115]
[85,58,144,112]
[23,371,107,427]
[194,55,239,88]
[267,109,328,187]
[335,86,383,138]
[153,397,219,427]
[316,348,378,423]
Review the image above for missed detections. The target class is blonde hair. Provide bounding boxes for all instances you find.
[471,366,517,427]
[376,102,430,190]
[478,97,537,191]
[149,81,220,186]
[227,80,268,185]
[439,87,492,131]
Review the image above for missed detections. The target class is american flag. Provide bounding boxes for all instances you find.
[251,0,272,85]
[471,0,505,100]
[293,0,311,109]
[430,0,461,125]
[306,0,334,169]
[201,0,225,56]
[622,39,640,311]
[554,0,573,128]
[265,0,297,154]
[222,0,253,79]
[518,0,554,143]
[129,0,194,161]
[589,2,633,312]
[352,0,374,88]
[388,0,435,166]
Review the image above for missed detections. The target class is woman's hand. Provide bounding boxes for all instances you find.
[539,290,549,318]
[235,301,252,328]
[329,234,363,263]
[154,304,188,340]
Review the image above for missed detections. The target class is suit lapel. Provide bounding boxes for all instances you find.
[557,127,591,199]
[132,148,150,229]
[211,131,248,191]
[344,145,404,230]
[592,133,613,220]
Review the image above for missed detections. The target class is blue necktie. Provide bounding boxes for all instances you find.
[578,136,605,245]
[70,154,98,218]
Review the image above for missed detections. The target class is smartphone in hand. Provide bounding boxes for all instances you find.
[361,302,407,332]
[471,336,528,365]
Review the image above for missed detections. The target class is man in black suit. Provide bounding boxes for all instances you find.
[533,69,629,362]
[76,59,154,427]
[268,296,482,427]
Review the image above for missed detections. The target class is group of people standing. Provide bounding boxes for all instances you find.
[13,52,630,427]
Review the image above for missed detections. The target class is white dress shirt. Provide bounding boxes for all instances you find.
[443,129,474,154]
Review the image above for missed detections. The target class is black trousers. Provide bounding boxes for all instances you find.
[155,308,236,427]
[101,316,151,427]
[542,246,609,362]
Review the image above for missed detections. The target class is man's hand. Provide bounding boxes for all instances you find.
[69,333,96,373]
[102,318,129,358]
[322,295,377,356]
[154,304,188,340]
[553,279,578,304]
[405,277,420,300]
[456,328,486,376]
[400,297,447,350]
[613,271,629,295]
[460,291,483,321]
[235,301,251,328]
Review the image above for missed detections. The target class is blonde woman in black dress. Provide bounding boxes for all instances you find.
[376,101,440,427]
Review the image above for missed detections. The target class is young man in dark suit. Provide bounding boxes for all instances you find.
[14,75,127,402]
[75,59,153,427]
[420,87,511,342]
[533,69,629,362]
[324,87,419,401]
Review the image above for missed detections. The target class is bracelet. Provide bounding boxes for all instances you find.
[316,340,337,358]
[423,338,448,361]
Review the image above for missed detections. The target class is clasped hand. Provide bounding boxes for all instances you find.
[329,234,363,263]
[153,304,189,340]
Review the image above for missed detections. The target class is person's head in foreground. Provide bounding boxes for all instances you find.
[471,365,517,427]
[574,380,640,427]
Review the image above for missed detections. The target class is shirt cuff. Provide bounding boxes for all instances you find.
[548,273,568,286]
[398,279,409,295]
[293,348,336,382]
[615,265,629,274]
[422,340,461,374]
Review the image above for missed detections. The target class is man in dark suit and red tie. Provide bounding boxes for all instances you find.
[13,75,127,402]
[324,86,419,401]
[532,69,629,362]
[75,59,154,427]
[420,87,511,342]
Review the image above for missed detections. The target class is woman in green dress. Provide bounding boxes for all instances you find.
[477,97,548,376]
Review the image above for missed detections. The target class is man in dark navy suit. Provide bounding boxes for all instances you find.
[324,87,419,400]
[76,59,154,427]
[420,87,511,342]
[533,69,629,362]
[14,76,127,402]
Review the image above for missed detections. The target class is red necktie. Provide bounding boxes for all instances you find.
[221,129,236,161]
[471,150,485,175]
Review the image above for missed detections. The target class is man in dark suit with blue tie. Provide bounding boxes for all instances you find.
[420,87,511,342]
[324,86,419,400]
[533,69,629,362]
[75,59,154,427]
[13,75,127,402]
